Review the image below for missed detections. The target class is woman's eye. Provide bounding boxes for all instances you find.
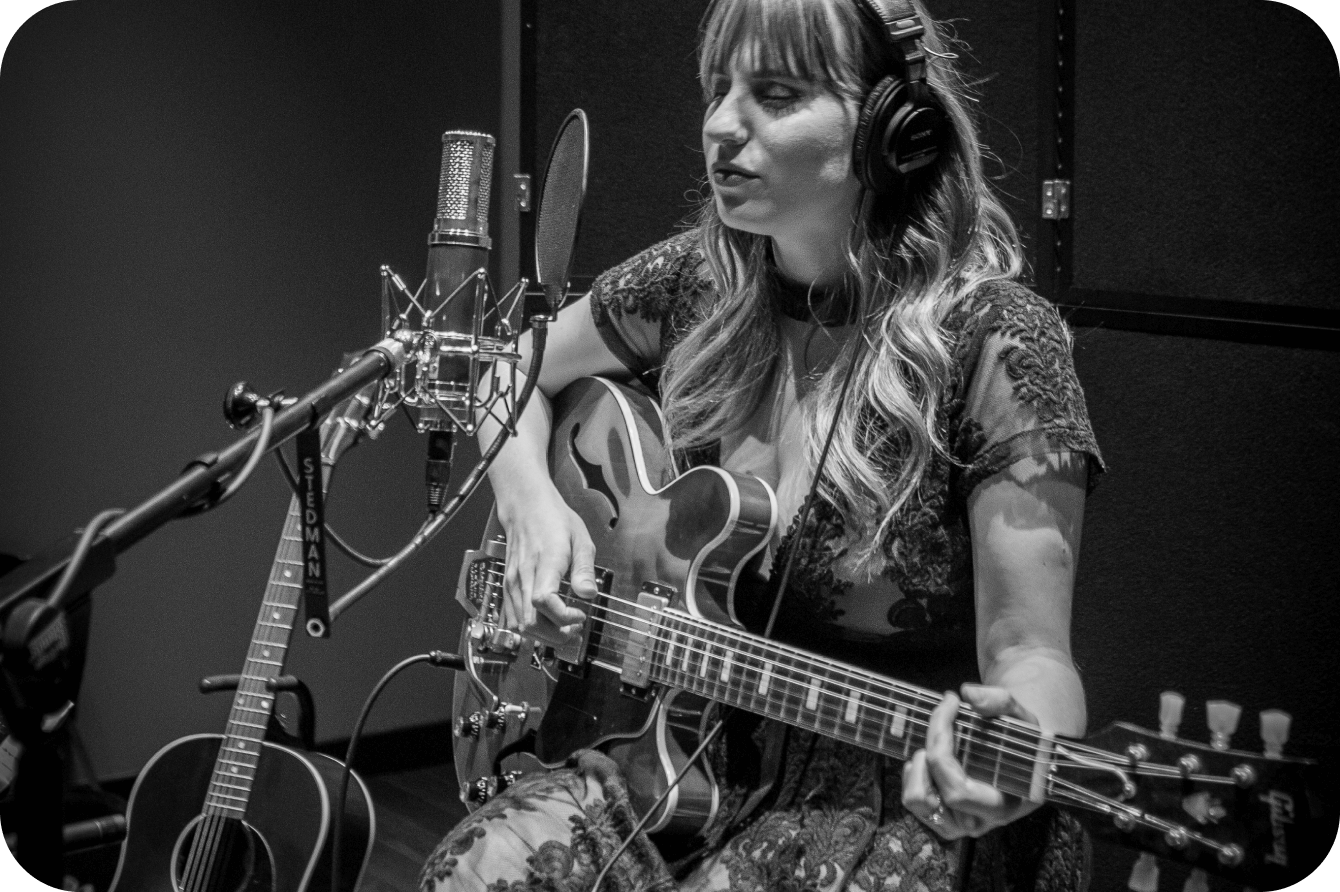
[757,83,801,108]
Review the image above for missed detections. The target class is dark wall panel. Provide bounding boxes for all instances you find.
[1071,324,1340,890]
[1074,0,1340,309]
[0,0,499,781]
[535,0,710,278]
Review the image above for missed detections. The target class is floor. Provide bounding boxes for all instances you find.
[356,762,468,892]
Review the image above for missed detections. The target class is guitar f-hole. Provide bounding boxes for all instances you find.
[568,422,620,529]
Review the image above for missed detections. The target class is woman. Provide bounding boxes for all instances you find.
[423,0,1102,889]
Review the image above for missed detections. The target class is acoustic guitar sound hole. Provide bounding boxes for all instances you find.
[170,814,274,892]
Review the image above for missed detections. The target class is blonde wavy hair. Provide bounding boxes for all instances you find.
[659,0,1025,572]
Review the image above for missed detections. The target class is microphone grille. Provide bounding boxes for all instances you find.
[535,110,589,304]
[434,131,494,246]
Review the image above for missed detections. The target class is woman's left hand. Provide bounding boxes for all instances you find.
[901,683,1042,839]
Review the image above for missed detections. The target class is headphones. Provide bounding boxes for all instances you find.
[850,0,948,195]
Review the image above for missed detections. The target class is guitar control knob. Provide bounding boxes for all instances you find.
[454,712,484,739]
[1206,700,1241,750]
[1159,691,1185,739]
[1127,852,1159,892]
[484,706,509,734]
[464,775,499,805]
[496,770,522,793]
[1260,709,1291,759]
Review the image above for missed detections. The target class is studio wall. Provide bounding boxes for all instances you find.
[0,0,504,782]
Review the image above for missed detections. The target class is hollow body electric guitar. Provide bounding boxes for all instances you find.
[110,382,378,892]
[452,376,1335,890]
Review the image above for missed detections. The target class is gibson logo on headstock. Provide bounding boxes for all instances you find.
[1260,789,1295,866]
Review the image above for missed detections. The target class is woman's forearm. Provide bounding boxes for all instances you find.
[477,367,559,522]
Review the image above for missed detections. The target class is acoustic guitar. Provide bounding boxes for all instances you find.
[451,375,1336,891]
[110,380,378,892]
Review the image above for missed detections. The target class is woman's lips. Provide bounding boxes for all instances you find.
[712,167,758,188]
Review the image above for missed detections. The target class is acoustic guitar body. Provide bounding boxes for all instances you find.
[110,734,374,892]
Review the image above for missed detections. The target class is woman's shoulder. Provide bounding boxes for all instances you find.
[589,229,712,327]
[946,277,1074,365]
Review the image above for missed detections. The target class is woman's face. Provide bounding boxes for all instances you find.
[703,54,862,264]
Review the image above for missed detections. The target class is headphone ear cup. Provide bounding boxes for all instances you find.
[853,75,906,194]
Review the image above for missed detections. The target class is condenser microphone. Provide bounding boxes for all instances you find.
[422,130,495,512]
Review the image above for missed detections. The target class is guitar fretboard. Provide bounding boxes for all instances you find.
[202,496,306,818]
[598,600,1056,803]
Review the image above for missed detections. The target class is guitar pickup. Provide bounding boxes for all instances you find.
[551,565,614,675]
[619,583,674,696]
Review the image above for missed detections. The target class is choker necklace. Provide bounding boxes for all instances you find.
[772,271,857,327]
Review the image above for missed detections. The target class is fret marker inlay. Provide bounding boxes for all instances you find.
[892,705,907,738]
[759,664,772,696]
[844,692,861,724]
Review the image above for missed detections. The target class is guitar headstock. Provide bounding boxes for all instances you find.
[1054,696,1336,890]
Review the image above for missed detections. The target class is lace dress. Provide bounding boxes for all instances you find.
[420,231,1105,892]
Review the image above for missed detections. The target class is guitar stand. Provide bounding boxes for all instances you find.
[198,673,318,752]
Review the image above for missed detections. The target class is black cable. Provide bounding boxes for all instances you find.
[329,650,463,892]
[272,450,392,568]
[45,508,126,611]
[762,329,867,639]
[589,716,728,892]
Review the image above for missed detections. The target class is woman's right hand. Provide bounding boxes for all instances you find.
[496,484,598,643]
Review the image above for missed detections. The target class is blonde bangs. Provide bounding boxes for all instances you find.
[699,0,869,102]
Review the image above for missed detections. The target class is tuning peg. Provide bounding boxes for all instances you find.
[1206,700,1242,750]
[1260,709,1291,759]
[1128,852,1160,892]
[1159,691,1185,739]
[1182,868,1209,892]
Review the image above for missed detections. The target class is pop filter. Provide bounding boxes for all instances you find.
[528,109,589,320]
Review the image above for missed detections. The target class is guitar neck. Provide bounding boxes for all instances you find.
[202,495,306,819]
[615,606,1056,804]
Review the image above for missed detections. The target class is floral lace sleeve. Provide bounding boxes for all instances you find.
[951,282,1106,501]
[587,230,713,390]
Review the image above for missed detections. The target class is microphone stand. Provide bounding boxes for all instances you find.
[0,336,406,886]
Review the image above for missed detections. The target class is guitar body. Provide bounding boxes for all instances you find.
[453,376,777,837]
[110,734,374,892]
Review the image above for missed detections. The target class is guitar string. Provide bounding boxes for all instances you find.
[562,605,1060,797]
[569,633,1146,814]
[550,595,1070,766]
[189,516,304,890]
[583,614,1189,783]
[474,571,1245,787]
[467,607,1226,834]
[477,566,1128,768]
[577,637,1051,801]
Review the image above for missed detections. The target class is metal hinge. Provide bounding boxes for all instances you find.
[1042,179,1071,220]
[514,173,532,212]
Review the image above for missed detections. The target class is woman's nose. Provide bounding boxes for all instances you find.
[704,91,748,147]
